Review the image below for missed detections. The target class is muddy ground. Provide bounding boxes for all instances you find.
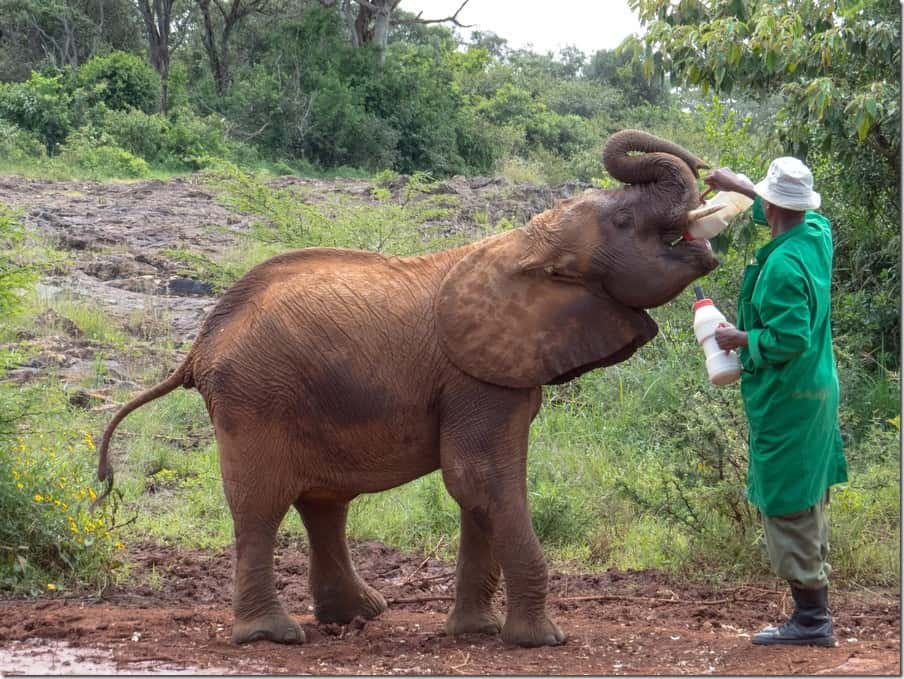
[0,174,900,675]
[0,539,899,675]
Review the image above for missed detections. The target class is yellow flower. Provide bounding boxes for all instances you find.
[46,583,57,591]
[88,488,97,502]
[16,483,24,490]
[115,542,124,550]
[33,494,43,502]
[12,470,19,480]
[83,432,96,451]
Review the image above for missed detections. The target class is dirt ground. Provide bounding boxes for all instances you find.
[0,175,900,675]
[0,538,899,675]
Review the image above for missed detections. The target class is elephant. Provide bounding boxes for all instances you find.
[94,129,720,648]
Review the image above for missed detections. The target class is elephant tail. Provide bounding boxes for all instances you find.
[91,360,194,510]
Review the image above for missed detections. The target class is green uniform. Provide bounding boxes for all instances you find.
[736,198,847,517]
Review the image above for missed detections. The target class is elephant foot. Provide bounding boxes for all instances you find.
[232,612,305,645]
[446,606,503,636]
[314,581,387,624]
[501,615,566,647]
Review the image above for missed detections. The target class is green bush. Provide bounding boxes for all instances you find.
[0,418,122,594]
[0,72,75,153]
[100,107,169,163]
[56,127,149,178]
[0,206,37,315]
[100,106,237,169]
[0,122,47,166]
[78,51,160,114]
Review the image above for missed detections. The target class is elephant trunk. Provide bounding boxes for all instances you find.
[603,129,709,186]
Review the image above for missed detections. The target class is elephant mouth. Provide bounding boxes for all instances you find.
[665,234,720,270]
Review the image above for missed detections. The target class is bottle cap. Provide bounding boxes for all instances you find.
[693,298,714,311]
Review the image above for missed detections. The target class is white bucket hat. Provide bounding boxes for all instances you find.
[754,157,821,211]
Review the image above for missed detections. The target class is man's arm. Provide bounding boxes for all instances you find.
[703,168,757,199]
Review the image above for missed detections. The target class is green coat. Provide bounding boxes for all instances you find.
[736,198,847,516]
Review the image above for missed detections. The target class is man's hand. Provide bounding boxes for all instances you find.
[703,168,756,199]
[715,322,748,351]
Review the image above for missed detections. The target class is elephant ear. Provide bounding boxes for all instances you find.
[435,229,659,388]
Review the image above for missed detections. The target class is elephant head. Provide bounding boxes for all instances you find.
[436,129,719,389]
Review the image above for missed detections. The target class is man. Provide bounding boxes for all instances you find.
[704,157,848,647]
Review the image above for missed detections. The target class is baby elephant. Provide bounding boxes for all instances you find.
[95,130,718,647]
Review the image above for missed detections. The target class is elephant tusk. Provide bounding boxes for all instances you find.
[687,203,728,222]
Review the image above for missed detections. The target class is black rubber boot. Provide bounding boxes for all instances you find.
[752,585,836,647]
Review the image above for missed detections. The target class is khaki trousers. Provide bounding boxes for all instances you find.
[761,491,831,590]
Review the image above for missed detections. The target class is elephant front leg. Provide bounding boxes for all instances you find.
[295,499,387,624]
[445,508,503,636]
[440,386,565,648]
[491,505,565,647]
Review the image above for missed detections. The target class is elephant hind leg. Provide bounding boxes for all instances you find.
[228,503,304,645]
[295,498,387,624]
[218,434,303,645]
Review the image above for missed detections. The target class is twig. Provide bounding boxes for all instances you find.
[449,652,470,674]
[553,594,767,606]
[388,595,455,605]
[401,535,445,585]
[415,571,454,583]
[387,593,767,607]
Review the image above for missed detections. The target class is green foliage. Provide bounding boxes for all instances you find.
[202,164,464,255]
[77,51,160,114]
[101,107,240,170]
[0,121,47,166]
[0,72,75,153]
[0,416,123,594]
[56,127,149,178]
[0,206,37,316]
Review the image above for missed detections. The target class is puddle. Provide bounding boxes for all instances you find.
[0,640,235,675]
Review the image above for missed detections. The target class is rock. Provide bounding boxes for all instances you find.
[35,309,83,338]
[83,255,157,281]
[167,277,214,297]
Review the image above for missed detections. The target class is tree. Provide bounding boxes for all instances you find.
[196,0,270,97]
[586,47,667,107]
[133,0,193,112]
[627,0,899,184]
[328,0,472,65]
[0,0,141,79]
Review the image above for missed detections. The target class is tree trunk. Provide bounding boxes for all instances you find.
[135,0,175,114]
[196,0,267,98]
[371,0,391,66]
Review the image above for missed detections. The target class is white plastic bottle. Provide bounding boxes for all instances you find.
[692,288,741,386]
[686,179,754,241]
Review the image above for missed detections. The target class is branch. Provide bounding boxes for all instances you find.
[350,0,378,11]
[393,0,473,27]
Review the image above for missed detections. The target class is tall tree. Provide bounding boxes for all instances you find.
[626,0,900,182]
[196,0,269,97]
[134,0,193,112]
[328,0,471,65]
[0,0,141,79]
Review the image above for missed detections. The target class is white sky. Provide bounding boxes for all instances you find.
[401,0,643,55]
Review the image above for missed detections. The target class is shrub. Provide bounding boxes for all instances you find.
[56,127,149,178]
[78,51,160,114]
[100,108,169,164]
[0,72,75,152]
[0,122,47,166]
[0,405,123,594]
[0,206,37,316]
